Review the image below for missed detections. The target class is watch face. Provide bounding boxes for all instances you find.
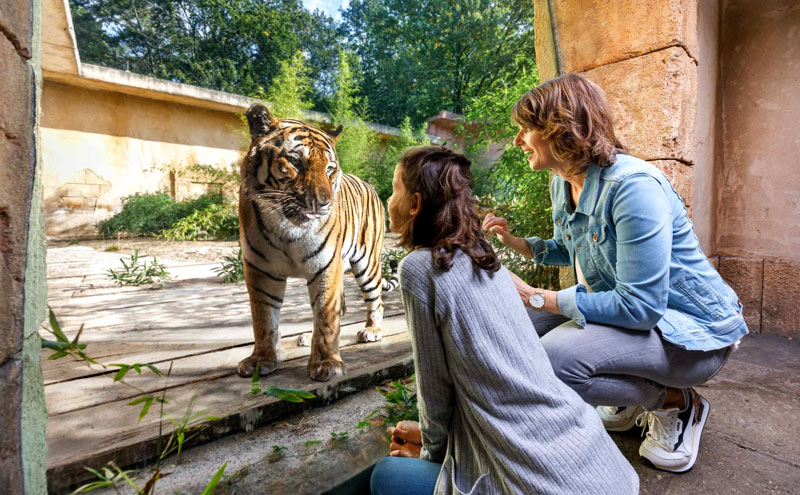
[529,293,545,309]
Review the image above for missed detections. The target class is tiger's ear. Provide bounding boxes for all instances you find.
[326,124,344,143]
[246,103,278,141]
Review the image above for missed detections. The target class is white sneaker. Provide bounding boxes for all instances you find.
[636,389,711,473]
[596,405,645,432]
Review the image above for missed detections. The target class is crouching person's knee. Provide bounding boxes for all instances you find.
[541,337,592,392]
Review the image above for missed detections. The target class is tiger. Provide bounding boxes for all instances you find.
[237,103,393,382]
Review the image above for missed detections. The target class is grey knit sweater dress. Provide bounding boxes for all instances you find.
[400,248,639,495]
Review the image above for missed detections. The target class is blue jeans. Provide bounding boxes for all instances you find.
[370,456,441,495]
[528,309,731,410]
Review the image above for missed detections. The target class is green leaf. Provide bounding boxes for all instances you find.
[200,461,228,495]
[144,363,163,376]
[113,365,130,382]
[48,308,69,343]
[304,440,322,446]
[249,366,261,396]
[136,397,154,422]
[71,323,85,346]
[264,386,316,403]
[132,364,142,375]
[356,420,371,429]
[48,350,69,360]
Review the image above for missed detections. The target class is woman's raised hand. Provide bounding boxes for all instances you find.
[387,420,423,458]
[482,213,532,257]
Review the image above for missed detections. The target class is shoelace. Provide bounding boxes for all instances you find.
[635,409,680,451]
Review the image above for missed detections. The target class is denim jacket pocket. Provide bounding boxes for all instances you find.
[587,223,615,277]
[435,455,491,495]
[673,276,725,321]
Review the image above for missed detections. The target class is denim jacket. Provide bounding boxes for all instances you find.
[525,154,748,351]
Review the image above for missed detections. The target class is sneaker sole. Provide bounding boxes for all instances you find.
[602,406,644,432]
[645,395,711,473]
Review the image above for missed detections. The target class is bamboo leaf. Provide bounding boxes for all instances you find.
[113,365,130,382]
[48,308,69,343]
[200,461,228,495]
[144,364,163,376]
[137,397,154,422]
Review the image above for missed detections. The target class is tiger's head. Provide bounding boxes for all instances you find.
[243,103,343,224]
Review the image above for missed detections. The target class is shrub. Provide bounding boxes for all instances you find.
[97,193,222,237]
[214,248,244,283]
[159,203,239,241]
[108,250,172,286]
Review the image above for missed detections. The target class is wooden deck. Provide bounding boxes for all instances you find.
[42,246,412,492]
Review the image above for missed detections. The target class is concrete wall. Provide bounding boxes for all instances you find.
[539,0,699,219]
[41,80,247,237]
[0,0,49,492]
[714,0,800,337]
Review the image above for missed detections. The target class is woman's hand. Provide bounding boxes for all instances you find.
[387,420,422,458]
[508,270,561,314]
[482,213,533,258]
[508,270,536,307]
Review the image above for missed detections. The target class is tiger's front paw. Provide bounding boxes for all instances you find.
[237,355,279,377]
[308,357,346,382]
[357,326,383,343]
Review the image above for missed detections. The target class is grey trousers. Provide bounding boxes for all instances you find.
[527,309,731,410]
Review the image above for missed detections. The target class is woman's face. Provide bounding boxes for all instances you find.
[513,127,559,172]
[387,163,418,235]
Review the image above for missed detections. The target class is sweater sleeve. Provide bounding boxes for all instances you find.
[401,288,454,463]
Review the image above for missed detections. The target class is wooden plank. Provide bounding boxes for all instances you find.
[45,278,403,338]
[44,314,409,415]
[42,307,405,385]
[46,333,414,493]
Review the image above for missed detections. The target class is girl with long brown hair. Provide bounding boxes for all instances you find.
[369,146,638,495]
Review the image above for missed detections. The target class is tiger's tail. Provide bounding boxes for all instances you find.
[381,259,400,292]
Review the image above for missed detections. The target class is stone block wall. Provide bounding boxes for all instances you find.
[0,0,48,492]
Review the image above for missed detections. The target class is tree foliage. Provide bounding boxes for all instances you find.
[258,50,313,119]
[69,0,341,101]
[341,0,535,126]
[462,65,560,289]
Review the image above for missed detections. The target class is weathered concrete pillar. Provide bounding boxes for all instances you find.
[0,0,48,493]
[533,0,708,289]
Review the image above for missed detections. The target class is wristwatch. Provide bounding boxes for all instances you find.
[528,288,546,311]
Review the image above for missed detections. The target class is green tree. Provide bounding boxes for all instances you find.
[341,0,535,127]
[461,64,559,289]
[367,117,431,203]
[260,51,313,119]
[331,49,378,176]
[68,0,341,103]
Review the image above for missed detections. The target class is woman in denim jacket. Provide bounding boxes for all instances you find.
[483,73,748,473]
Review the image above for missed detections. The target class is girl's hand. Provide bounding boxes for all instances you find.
[482,214,533,258]
[387,420,422,458]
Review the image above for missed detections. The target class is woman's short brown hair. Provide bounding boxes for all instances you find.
[512,73,625,175]
[397,146,500,273]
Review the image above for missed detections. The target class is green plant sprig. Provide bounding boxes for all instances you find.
[107,250,172,287]
[247,367,317,403]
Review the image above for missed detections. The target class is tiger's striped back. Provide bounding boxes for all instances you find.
[236,103,390,382]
